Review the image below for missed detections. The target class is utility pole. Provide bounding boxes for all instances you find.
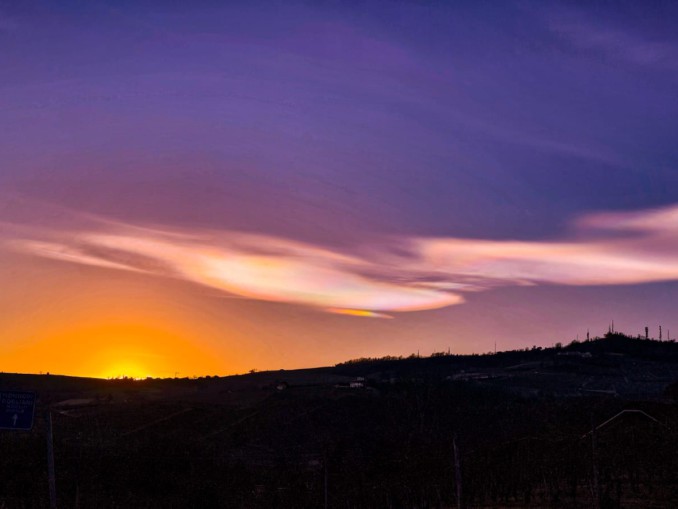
[659,326,662,341]
[590,413,600,509]
[46,412,57,509]
[453,434,463,509]
[324,453,328,509]
[645,326,649,340]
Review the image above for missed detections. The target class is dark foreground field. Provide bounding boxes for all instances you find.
[1,334,677,508]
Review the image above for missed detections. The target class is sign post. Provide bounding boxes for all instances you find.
[0,391,36,430]
[0,391,56,507]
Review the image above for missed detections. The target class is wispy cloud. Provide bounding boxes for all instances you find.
[547,13,678,71]
[5,204,678,316]
[5,228,461,315]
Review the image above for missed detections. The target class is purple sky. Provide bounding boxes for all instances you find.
[2,1,678,376]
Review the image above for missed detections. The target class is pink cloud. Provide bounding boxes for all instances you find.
[6,203,678,316]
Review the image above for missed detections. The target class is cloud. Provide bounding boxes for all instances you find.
[547,13,678,71]
[411,204,678,287]
[5,204,678,316]
[326,309,394,319]
[576,206,678,233]
[6,228,461,315]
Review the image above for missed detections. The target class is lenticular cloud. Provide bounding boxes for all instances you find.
[7,229,462,315]
[6,204,678,316]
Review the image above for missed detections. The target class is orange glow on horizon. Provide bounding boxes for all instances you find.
[1,323,224,379]
[99,360,151,380]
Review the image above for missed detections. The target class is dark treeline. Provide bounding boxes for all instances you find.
[333,333,678,378]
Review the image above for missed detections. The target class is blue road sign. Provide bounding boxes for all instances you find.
[0,391,36,430]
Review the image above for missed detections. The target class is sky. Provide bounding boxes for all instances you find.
[2,0,678,378]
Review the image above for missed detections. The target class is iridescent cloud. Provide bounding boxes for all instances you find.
[6,228,461,315]
[6,204,678,316]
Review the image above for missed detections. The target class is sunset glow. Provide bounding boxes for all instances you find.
[0,321,223,379]
[1,1,677,377]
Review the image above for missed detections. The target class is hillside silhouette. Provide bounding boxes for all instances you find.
[0,332,677,508]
